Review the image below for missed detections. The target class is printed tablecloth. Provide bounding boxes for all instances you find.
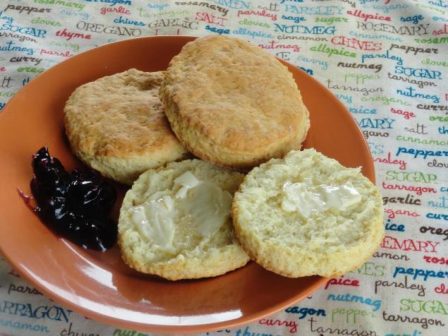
[0,0,447,335]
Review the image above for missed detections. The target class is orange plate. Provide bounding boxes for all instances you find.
[0,36,374,333]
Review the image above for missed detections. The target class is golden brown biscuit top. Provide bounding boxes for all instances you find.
[64,69,182,158]
[163,36,308,152]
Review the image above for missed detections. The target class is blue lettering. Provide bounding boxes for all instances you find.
[0,300,71,322]
[0,41,34,55]
[368,142,384,155]
[285,306,326,319]
[357,118,395,129]
[281,15,305,23]
[400,15,424,24]
[396,86,440,103]
[385,220,405,232]
[433,15,448,22]
[205,25,229,35]
[147,3,169,10]
[349,106,377,114]
[396,146,448,159]
[274,24,335,34]
[426,212,448,221]
[0,318,50,333]
[393,266,448,281]
[336,93,352,104]
[283,5,343,15]
[327,294,382,312]
[372,3,409,13]
[113,16,144,26]
[232,27,272,38]
[395,65,442,80]
[299,66,313,75]
[361,50,403,65]
[429,0,448,8]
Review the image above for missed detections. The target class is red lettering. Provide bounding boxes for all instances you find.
[56,28,91,41]
[374,152,407,170]
[325,277,360,289]
[99,6,130,15]
[391,107,416,120]
[195,12,227,26]
[237,9,277,21]
[435,283,448,294]
[432,24,448,36]
[347,9,391,22]
[424,255,448,265]
[331,35,382,51]
[385,208,420,219]
[259,319,298,333]
[382,182,437,196]
[40,49,73,58]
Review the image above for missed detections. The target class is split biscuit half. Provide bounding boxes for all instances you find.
[232,149,384,278]
[118,159,250,280]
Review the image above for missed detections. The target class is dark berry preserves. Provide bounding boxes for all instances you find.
[28,147,117,251]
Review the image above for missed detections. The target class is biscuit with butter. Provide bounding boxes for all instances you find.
[118,159,250,280]
[64,69,188,185]
[160,36,309,170]
[232,149,384,278]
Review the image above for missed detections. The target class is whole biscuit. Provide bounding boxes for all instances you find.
[160,36,309,170]
[64,69,188,184]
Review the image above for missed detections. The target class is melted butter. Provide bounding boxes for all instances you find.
[282,182,326,217]
[320,184,362,211]
[282,179,362,217]
[174,171,200,199]
[181,182,232,237]
[130,171,231,249]
[130,195,175,249]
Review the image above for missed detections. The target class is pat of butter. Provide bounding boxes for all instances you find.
[282,180,361,217]
[130,171,232,249]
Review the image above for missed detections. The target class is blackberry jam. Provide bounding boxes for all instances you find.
[28,147,117,251]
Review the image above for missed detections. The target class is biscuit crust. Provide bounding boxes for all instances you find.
[160,36,309,170]
[64,69,187,184]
